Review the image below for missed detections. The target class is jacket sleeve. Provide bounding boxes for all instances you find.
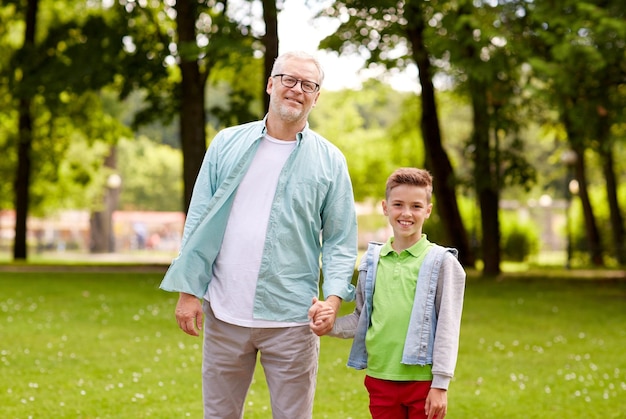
[431,252,466,389]
[328,256,368,338]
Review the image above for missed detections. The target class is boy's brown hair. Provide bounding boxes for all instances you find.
[385,167,433,202]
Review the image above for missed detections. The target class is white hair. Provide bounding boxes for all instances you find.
[271,51,325,86]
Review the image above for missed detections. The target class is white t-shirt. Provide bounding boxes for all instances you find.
[207,134,302,327]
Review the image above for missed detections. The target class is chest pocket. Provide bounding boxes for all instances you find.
[289,178,330,220]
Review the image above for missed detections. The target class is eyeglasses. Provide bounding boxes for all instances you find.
[272,74,320,93]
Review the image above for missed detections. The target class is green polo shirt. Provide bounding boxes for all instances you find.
[365,235,434,381]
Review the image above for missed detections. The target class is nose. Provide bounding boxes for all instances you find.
[290,81,305,93]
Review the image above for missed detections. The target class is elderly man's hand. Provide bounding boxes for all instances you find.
[175,293,203,336]
[308,296,341,336]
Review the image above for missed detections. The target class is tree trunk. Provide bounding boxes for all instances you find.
[175,0,207,213]
[404,1,475,268]
[571,143,604,266]
[601,148,625,265]
[561,99,603,266]
[14,100,32,260]
[597,125,625,265]
[262,0,279,114]
[12,0,39,261]
[90,148,120,253]
[470,79,501,275]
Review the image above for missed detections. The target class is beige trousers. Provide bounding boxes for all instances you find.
[202,301,320,419]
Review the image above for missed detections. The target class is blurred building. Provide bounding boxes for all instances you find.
[0,210,184,255]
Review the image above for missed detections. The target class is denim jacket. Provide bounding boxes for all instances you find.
[330,241,466,389]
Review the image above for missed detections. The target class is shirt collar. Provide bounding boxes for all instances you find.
[380,234,430,258]
[261,115,309,143]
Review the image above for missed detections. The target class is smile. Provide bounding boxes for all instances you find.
[286,97,302,105]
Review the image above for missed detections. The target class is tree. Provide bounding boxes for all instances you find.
[415,0,541,275]
[310,81,408,201]
[175,0,209,213]
[12,0,38,260]
[520,0,626,266]
[261,0,279,113]
[6,0,140,259]
[4,0,264,260]
[122,1,260,212]
[319,0,476,267]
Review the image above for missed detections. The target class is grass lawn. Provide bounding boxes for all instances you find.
[0,269,625,418]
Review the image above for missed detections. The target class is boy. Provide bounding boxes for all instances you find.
[317,167,466,419]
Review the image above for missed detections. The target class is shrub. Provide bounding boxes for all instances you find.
[501,221,539,262]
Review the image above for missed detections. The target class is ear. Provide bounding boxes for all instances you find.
[311,91,321,107]
[381,199,388,216]
[266,76,274,95]
[425,203,433,218]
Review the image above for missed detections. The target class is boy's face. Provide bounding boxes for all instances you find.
[382,184,433,245]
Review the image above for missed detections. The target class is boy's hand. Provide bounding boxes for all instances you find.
[425,388,447,419]
[308,296,340,336]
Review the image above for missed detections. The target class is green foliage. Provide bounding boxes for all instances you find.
[114,0,260,129]
[34,136,111,214]
[207,53,265,127]
[500,213,540,262]
[569,181,626,267]
[0,2,20,210]
[1,0,138,219]
[357,212,386,233]
[2,89,131,216]
[0,110,16,210]
[116,136,183,212]
[386,93,425,168]
[521,0,625,154]
[1,0,624,268]
[456,193,481,251]
[102,1,177,120]
[311,81,425,201]
[8,3,134,104]
[318,0,626,270]
[1,271,625,418]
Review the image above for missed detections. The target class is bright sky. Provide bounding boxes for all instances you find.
[277,0,419,92]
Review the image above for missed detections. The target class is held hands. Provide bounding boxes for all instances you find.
[308,296,340,336]
[175,293,203,336]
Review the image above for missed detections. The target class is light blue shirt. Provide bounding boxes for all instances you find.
[160,118,357,322]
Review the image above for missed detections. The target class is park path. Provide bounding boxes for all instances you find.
[0,251,171,273]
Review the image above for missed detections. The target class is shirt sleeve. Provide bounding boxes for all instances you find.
[319,155,358,303]
[179,134,220,247]
[329,256,368,338]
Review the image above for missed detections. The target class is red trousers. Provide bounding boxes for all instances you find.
[364,375,432,419]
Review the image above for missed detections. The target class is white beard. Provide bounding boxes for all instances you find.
[270,96,308,123]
